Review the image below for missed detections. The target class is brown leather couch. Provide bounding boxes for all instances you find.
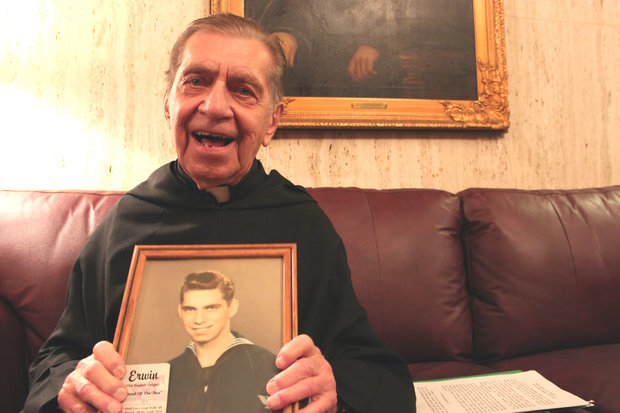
[2,186,619,412]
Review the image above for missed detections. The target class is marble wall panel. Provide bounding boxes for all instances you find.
[0,0,618,192]
[0,1,204,189]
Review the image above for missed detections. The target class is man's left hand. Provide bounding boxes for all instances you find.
[266,334,337,413]
[347,45,380,83]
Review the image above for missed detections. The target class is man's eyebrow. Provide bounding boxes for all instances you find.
[228,71,265,95]
[204,303,221,308]
[181,64,261,84]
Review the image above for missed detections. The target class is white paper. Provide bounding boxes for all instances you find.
[122,363,170,413]
[414,370,593,413]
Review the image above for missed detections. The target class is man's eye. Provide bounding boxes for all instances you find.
[238,87,251,96]
[181,77,204,88]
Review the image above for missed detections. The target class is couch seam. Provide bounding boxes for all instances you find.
[548,196,578,286]
[364,191,385,339]
[548,195,581,342]
[459,195,480,362]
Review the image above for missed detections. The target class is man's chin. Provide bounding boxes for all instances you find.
[184,165,241,188]
[191,336,213,344]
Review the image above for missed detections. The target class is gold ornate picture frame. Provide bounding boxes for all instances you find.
[211,0,508,129]
[114,244,298,413]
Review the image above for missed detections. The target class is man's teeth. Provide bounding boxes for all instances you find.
[192,132,233,147]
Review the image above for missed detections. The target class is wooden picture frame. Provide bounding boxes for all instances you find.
[211,0,509,129]
[113,244,297,413]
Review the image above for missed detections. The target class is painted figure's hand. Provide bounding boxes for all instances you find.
[348,45,380,82]
[272,32,299,67]
[58,341,127,413]
[266,334,338,413]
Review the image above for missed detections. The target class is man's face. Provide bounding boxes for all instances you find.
[164,31,284,189]
[178,289,238,345]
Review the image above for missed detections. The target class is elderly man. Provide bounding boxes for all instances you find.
[168,271,279,412]
[24,13,415,413]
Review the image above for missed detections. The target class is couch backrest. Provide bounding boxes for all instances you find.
[309,188,473,363]
[460,186,620,360]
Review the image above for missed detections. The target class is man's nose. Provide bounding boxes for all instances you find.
[195,309,206,324]
[200,81,233,119]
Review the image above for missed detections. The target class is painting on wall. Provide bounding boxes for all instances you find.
[211,0,509,129]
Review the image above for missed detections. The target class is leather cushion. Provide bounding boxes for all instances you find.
[461,186,620,359]
[310,188,472,362]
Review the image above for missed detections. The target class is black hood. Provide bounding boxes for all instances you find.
[127,159,315,211]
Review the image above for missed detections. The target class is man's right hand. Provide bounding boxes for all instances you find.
[58,341,128,413]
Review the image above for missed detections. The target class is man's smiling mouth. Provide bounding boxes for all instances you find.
[192,132,234,148]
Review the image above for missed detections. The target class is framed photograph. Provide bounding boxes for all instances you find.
[113,244,297,413]
[211,0,509,129]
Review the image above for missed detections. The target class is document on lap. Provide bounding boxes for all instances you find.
[414,370,593,413]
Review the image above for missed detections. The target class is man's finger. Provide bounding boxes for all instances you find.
[276,334,317,370]
[92,341,126,379]
[61,369,123,413]
[57,342,128,413]
[267,376,337,412]
[78,357,127,401]
[268,356,323,393]
[58,383,97,413]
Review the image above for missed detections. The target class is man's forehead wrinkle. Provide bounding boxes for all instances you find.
[177,33,272,101]
[179,61,217,78]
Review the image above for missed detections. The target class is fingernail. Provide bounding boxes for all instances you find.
[266,379,278,394]
[114,387,128,401]
[266,394,279,409]
[113,366,126,378]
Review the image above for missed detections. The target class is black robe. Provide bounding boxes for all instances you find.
[25,160,415,413]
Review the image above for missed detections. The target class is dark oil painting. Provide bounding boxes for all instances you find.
[245,0,478,100]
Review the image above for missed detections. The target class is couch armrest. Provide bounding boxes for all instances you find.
[0,298,28,413]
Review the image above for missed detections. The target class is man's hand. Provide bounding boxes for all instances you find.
[266,335,337,413]
[272,32,298,67]
[347,45,380,83]
[58,341,128,413]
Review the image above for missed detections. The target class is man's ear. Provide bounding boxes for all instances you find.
[228,298,240,319]
[177,304,183,319]
[262,102,284,147]
[163,89,171,125]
